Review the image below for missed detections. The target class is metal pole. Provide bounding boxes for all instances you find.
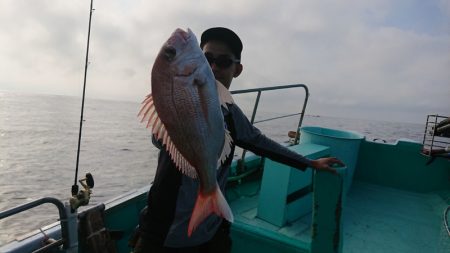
[295,86,309,144]
[74,0,94,188]
[239,91,262,171]
[230,84,310,172]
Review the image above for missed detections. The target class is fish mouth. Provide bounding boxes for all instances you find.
[165,28,193,53]
[173,28,192,43]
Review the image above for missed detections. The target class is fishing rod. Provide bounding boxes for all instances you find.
[71,0,95,208]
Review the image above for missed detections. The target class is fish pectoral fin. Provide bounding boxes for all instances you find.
[218,129,233,166]
[216,80,234,109]
[187,185,234,237]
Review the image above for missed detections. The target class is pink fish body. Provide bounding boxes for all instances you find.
[138,28,234,236]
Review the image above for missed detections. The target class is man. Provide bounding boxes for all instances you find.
[134,27,343,253]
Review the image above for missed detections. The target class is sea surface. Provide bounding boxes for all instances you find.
[0,91,425,245]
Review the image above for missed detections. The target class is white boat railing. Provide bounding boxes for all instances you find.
[0,197,78,252]
[230,84,309,171]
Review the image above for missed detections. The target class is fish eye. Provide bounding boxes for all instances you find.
[164,46,176,61]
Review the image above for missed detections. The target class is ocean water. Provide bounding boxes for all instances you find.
[0,91,425,245]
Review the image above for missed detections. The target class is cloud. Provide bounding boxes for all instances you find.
[0,0,448,123]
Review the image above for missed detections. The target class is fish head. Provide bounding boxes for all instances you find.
[154,28,206,77]
[163,28,195,61]
[151,28,217,105]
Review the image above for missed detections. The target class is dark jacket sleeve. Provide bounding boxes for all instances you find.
[225,104,312,171]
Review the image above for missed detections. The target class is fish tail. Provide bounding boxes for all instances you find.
[187,185,234,237]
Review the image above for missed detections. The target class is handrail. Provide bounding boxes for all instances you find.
[422,114,450,155]
[230,84,309,170]
[0,197,72,250]
[0,197,66,220]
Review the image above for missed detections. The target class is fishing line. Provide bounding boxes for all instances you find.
[73,0,94,196]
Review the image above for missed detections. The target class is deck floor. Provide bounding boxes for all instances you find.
[228,180,449,253]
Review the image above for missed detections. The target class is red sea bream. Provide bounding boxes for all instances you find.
[138,28,234,237]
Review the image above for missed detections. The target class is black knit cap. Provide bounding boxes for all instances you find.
[200,27,243,60]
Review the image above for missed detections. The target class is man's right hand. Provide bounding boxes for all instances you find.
[310,157,345,174]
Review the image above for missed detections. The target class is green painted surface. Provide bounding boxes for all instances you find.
[227,172,448,253]
[228,151,346,253]
[229,152,263,177]
[258,143,330,227]
[231,221,310,253]
[354,139,450,193]
[100,189,147,253]
[228,177,312,253]
[311,168,346,253]
[94,135,449,253]
[225,137,449,253]
[300,126,364,194]
[343,181,448,253]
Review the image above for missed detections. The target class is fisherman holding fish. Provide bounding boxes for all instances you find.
[135,27,344,253]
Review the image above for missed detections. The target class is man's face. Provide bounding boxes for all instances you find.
[202,40,242,89]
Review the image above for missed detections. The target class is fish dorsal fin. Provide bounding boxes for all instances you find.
[138,94,198,179]
[216,80,234,109]
[218,129,233,168]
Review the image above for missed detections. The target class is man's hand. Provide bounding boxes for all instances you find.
[310,157,345,174]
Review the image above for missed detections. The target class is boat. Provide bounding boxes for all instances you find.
[1,1,449,252]
[0,83,449,253]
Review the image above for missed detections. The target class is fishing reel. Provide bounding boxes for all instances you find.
[70,173,94,212]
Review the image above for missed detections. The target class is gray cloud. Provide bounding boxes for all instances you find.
[0,0,448,123]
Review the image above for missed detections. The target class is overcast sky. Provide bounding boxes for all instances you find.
[0,0,448,123]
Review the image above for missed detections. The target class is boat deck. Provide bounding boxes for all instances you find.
[343,181,448,253]
[227,179,449,253]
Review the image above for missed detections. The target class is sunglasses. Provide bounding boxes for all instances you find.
[204,53,240,69]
